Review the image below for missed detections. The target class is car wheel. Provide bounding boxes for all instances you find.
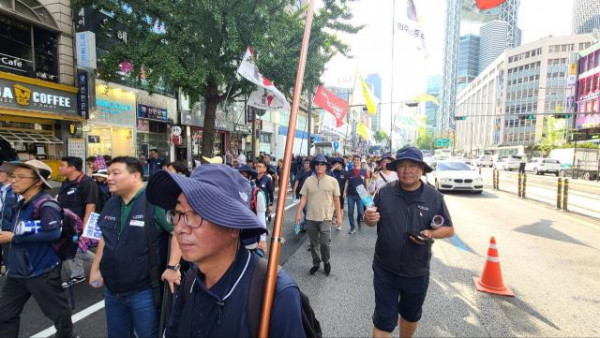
[474,190,483,194]
[554,171,559,177]
[533,168,538,175]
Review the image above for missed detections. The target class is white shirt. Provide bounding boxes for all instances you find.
[237,153,247,165]
[369,171,398,194]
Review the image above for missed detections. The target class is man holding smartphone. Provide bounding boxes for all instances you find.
[364,146,454,338]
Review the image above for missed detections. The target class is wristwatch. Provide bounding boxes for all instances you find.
[166,263,181,271]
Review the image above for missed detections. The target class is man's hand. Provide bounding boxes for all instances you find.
[267,206,272,215]
[294,213,302,225]
[364,207,380,226]
[89,267,104,288]
[0,231,14,244]
[335,215,343,226]
[161,269,182,294]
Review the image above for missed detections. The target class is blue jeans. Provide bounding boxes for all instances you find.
[104,288,159,338]
[347,194,364,230]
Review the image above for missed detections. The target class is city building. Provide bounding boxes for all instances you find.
[480,20,522,72]
[457,34,480,93]
[575,41,600,142]
[365,73,382,132]
[572,0,600,34]
[425,75,442,134]
[0,0,79,178]
[455,34,596,154]
[441,0,520,134]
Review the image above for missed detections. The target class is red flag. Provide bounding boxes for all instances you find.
[475,0,506,10]
[313,85,348,127]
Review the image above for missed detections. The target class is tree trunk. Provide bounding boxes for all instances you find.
[201,97,219,158]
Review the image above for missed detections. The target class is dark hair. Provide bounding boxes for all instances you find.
[86,156,95,163]
[168,162,190,177]
[61,156,83,171]
[108,156,144,175]
[150,148,158,153]
[103,155,112,162]
[353,155,361,160]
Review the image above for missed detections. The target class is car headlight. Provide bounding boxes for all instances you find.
[440,177,453,182]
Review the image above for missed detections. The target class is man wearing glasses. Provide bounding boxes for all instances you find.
[364,147,454,338]
[146,164,304,337]
[295,155,342,276]
[0,160,73,338]
[89,157,181,338]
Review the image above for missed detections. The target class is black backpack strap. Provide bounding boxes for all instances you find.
[248,258,281,337]
[143,200,162,309]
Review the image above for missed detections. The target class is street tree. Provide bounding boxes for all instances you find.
[534,116,565,156]
[76,0,360,156]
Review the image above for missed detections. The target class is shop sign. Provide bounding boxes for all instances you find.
[77,70,89,118]
[137,104,168,121]
[172,135,182,145]
[136,119,149,132]
[94,84,136,126]
[171,126,182,136]
[0,53,31,74]
[76,31,97,70]
[234,125,251,134]
[0,78,77,115]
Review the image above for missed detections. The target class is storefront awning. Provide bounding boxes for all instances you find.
[0,130,63,144]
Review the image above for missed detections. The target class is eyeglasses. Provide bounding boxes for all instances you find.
[166,209,205,228]
[10,175,38,181]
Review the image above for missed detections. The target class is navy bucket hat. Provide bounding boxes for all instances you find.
[387,146,433,173]
[331,157,345,168]
[236,164,258,179]
[146,164,266,239]
[377,153,395,165]
[311,154,331,171]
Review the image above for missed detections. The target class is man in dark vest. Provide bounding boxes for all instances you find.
[57,156,99,288]
[89,157,181,338]
[344,155,370,234]
[329,157,346,231]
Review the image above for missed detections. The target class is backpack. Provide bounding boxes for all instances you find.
[33,198,84,260]
[181,257,322,338]
[249,187,262,214]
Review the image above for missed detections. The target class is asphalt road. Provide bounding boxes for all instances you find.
[7,186,600,337]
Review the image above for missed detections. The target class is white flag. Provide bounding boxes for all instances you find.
[247,87,289,111]
[237,47,290,110]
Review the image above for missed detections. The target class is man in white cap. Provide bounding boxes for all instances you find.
[0,160,73,338]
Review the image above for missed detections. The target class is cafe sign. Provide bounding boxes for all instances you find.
[0,77,77,115]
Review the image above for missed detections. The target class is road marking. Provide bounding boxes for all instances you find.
[30,200,301,338]
[30,300,105,338]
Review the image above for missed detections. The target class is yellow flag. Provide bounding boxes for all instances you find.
[360,75,376,115]
[356,120,369,140]
[414,93,439,106]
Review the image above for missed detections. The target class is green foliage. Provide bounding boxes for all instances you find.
[75,0,360,155]
[374,130,389,143]
[533,116,566,156]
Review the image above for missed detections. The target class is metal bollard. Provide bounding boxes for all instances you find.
[518,173,523,197]
[495,169,500,190]
[562,178,569,211]
[522,173,527,199]
[557,178,563,209]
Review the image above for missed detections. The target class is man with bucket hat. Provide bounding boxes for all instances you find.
[295,155,342,276]
[146,164,304,337]
[0,160,73,337]
[369,153,398,195]
[236,164,268,256]
[364,146,454,338]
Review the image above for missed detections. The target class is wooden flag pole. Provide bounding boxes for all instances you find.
[258,0,315,336]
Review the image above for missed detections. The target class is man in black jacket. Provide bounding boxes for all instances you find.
[365,147,454,338]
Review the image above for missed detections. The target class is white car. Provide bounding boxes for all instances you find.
[525,158,561,176]
[495,155,521,171]
[477,155,494,167]
[429,160,483,193]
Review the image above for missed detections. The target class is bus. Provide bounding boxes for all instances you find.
[434,148,452,160]
[482,145,525,160]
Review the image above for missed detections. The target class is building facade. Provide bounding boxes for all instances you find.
[457,34,480,93]
[480,20,522,72]
[455,34,596,154]
[425,75,442,134]
[575,41,600,142]
[0,0,80,178]
[572,0,600,34]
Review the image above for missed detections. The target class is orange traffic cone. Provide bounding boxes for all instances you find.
[473,236,514,297]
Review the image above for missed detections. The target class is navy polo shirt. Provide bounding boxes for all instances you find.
[166,249,304,337]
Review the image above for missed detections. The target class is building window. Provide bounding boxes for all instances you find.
[0,13,58,82]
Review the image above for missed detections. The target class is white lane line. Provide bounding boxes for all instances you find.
[30,201,300,338]
[31,300,105,338]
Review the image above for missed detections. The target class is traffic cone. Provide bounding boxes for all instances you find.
[473,236,514,297]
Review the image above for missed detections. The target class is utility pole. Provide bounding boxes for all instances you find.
[389,0,396,154]
[250,106,256,160]
[307,89,312,157]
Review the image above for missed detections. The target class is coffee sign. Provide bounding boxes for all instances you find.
[0,53,31,73]
[0,77,77,115]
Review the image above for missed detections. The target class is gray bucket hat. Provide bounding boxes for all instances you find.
[146,164,266,239]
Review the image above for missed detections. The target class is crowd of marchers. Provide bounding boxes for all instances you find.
[0,145,454,338]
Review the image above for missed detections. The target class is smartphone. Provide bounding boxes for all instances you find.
[407,232,433,243]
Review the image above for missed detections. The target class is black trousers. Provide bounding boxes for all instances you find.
[0,266,73,338]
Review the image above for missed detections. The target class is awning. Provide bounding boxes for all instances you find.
[0,130,63,144]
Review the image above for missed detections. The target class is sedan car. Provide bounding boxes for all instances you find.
[495,155,521,171]
[525,158,561,176]
[429,160,483,193]
[477,155,494,167]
